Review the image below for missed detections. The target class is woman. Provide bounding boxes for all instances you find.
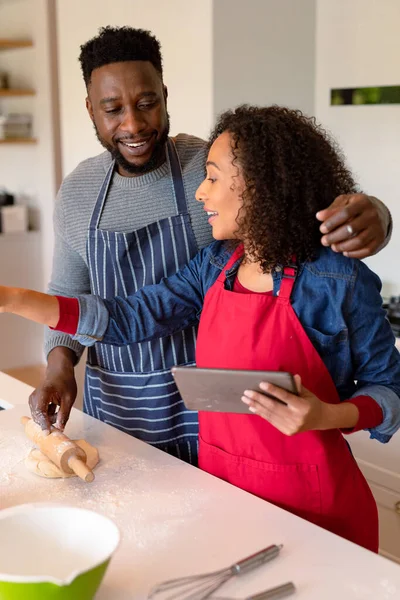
[1,106,399,551]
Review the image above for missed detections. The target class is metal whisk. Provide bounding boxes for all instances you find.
[147,544,284,600]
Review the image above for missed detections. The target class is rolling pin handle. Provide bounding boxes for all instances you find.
[68,456,95,483]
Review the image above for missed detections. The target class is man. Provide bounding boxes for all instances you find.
[29,26,392,465]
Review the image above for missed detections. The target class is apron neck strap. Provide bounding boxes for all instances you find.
[217,244,244,282]
[279,256,298,299]
[167,138,188,214]
[218,246,299,298]
[90,159,115,230]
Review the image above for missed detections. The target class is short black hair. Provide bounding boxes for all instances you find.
[79,26,163,87]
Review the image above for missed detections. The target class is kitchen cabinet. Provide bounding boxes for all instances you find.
[369,482,400,563]
[351,425,400,564]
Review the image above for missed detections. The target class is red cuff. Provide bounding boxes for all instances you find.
[341,395,384,434]
[50,296,80,335]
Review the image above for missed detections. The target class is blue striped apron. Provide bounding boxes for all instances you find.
[84,139,199,464]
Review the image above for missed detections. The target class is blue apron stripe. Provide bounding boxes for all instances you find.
[156,220,168,278]
[110,347,117,373]
[123,235,139,290]
[145,225,156,285]
[116,346,123,373]
[96,408,195,423]
[147,340,155,371]
[88,386,181,402]
[94,229,100,294]
[101,230,107,297]
[180,214,192,263]
[180,330,188,364]
[86,377,179,390]
[84,372,95,417]
[86,363,194,380]
[115,233,125,296]
[126,342,136,373]
[134,229,147,288]
[168,217,180,272]
[93,398,185,412]
[159,338,166,370]
[99,343,107,372]
[169,334,178,366]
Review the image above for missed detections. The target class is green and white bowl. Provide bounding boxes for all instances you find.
[0,503,120,600]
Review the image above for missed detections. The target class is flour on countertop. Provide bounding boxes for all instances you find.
[1,432,210,554]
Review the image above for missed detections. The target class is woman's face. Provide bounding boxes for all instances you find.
[196,131,245,240]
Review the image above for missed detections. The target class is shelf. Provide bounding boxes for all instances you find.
[0,89,35,97]
[0,230,39,239]
[0,138,37,144]
[0,39,33,50]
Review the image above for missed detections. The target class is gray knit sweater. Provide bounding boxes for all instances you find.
[44,134,213,360]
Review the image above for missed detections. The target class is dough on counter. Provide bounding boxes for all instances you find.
[25,439,100,479]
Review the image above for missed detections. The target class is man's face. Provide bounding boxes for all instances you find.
[86,61,170,176]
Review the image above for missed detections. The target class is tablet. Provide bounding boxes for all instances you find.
[171,366,297,413]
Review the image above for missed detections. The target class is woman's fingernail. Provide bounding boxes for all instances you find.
[259,382,269,392]
[241,396,251,405]
[248,406,257,413]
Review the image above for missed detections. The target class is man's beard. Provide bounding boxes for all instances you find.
[94,115,170,175]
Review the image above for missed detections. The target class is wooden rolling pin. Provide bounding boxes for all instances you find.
[21,416,95,483]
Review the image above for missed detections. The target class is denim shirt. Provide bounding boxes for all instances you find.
[74,241,400,443]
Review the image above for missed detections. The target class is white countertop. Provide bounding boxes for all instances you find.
[1,373,400,599]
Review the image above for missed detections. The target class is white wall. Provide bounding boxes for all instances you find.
[213,0,316,117]
[56,0,214,177]
[315,0,400,295]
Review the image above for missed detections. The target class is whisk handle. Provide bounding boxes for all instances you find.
[232,544,283,575]
[248,581,296,600]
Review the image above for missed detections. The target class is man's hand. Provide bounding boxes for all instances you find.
[241,375,359,435]
[316,194,390,259]
[28,348,77,433]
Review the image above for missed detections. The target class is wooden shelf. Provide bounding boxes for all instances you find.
[0,137,37,144]
[0,89,35,97]
[0,39,33,50]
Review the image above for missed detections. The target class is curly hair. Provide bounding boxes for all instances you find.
[209,105,358,271]
[79,26,163,87]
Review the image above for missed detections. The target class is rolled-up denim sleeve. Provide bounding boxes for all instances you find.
[73,248,207,347]
[346,260,400,443]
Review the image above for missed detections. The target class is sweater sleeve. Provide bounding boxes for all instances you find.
[43,186,90,361]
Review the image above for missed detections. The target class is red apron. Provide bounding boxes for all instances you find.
[196,245,378,552]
